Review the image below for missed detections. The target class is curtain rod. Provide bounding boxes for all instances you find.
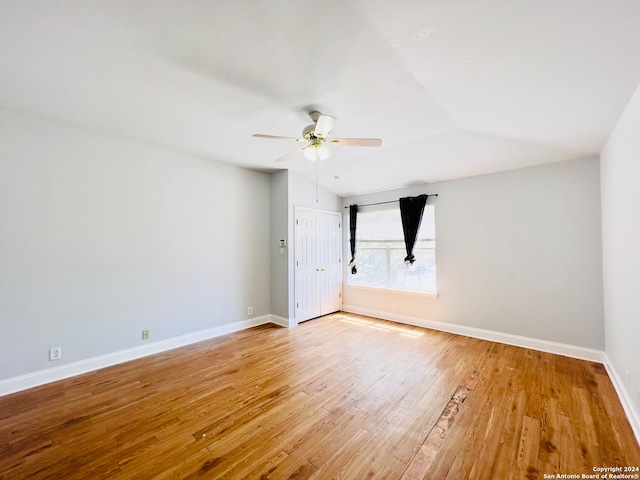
[344,194,438,209]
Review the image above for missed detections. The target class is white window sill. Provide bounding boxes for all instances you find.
[345,284,439,298]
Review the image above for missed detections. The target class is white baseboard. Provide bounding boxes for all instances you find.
[603,356,640,447]
[0,315,275,397]
[341,305,605,363]
[270,314,296,328]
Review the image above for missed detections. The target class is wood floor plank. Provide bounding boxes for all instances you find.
[539,395,561,467]
[1,312,638,480]
[516,415,541,480]
[401,385,471,479]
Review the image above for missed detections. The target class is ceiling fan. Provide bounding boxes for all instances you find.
[253,111,382,163]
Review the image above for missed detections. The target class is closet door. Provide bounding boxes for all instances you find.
[294,207,342,323]
[294,209,321,322]
[318,212,342,316]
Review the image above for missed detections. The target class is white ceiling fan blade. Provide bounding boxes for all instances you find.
[275,146,306,163]
[253,134,305,142]
[329,138,382,147]
[314,114,336,137]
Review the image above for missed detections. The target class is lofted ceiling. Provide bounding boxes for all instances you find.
[1,1,639,196]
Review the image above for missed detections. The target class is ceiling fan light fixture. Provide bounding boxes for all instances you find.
[303,145,317,161]
[303,143,330,161]
[317,144,330,161]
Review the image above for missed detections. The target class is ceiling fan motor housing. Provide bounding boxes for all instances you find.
[303,124,320,140]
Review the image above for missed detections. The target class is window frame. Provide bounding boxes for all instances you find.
[347,204,437,295]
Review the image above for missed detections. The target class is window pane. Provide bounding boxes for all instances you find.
[350,205,436,293]
[391,248,436,292]
[350,247,388,288]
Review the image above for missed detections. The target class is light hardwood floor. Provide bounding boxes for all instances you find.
[1,312,639,479]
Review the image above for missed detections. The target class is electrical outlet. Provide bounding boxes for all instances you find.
[392,303,397,311]
[248,307,253,316]
[49,347,62,361]
[142,330,150,340]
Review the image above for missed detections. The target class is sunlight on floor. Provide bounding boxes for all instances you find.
[336,315,425,339]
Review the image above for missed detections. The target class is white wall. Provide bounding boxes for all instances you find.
[343,157,604,349]
[289,171,343,213]
[0,110,271,381]
[270,171,290,319]
[601,84,640,419]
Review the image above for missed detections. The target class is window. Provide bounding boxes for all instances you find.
[349,205,436,293]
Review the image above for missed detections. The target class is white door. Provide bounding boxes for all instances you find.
[294,209,321,321]
[318,213,342,315]
[295,207,342,323]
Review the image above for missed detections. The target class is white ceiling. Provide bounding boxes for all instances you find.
[2,1,639,196]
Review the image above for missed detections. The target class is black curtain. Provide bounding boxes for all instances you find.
[348,204,358,274]
[399,195,428,265]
